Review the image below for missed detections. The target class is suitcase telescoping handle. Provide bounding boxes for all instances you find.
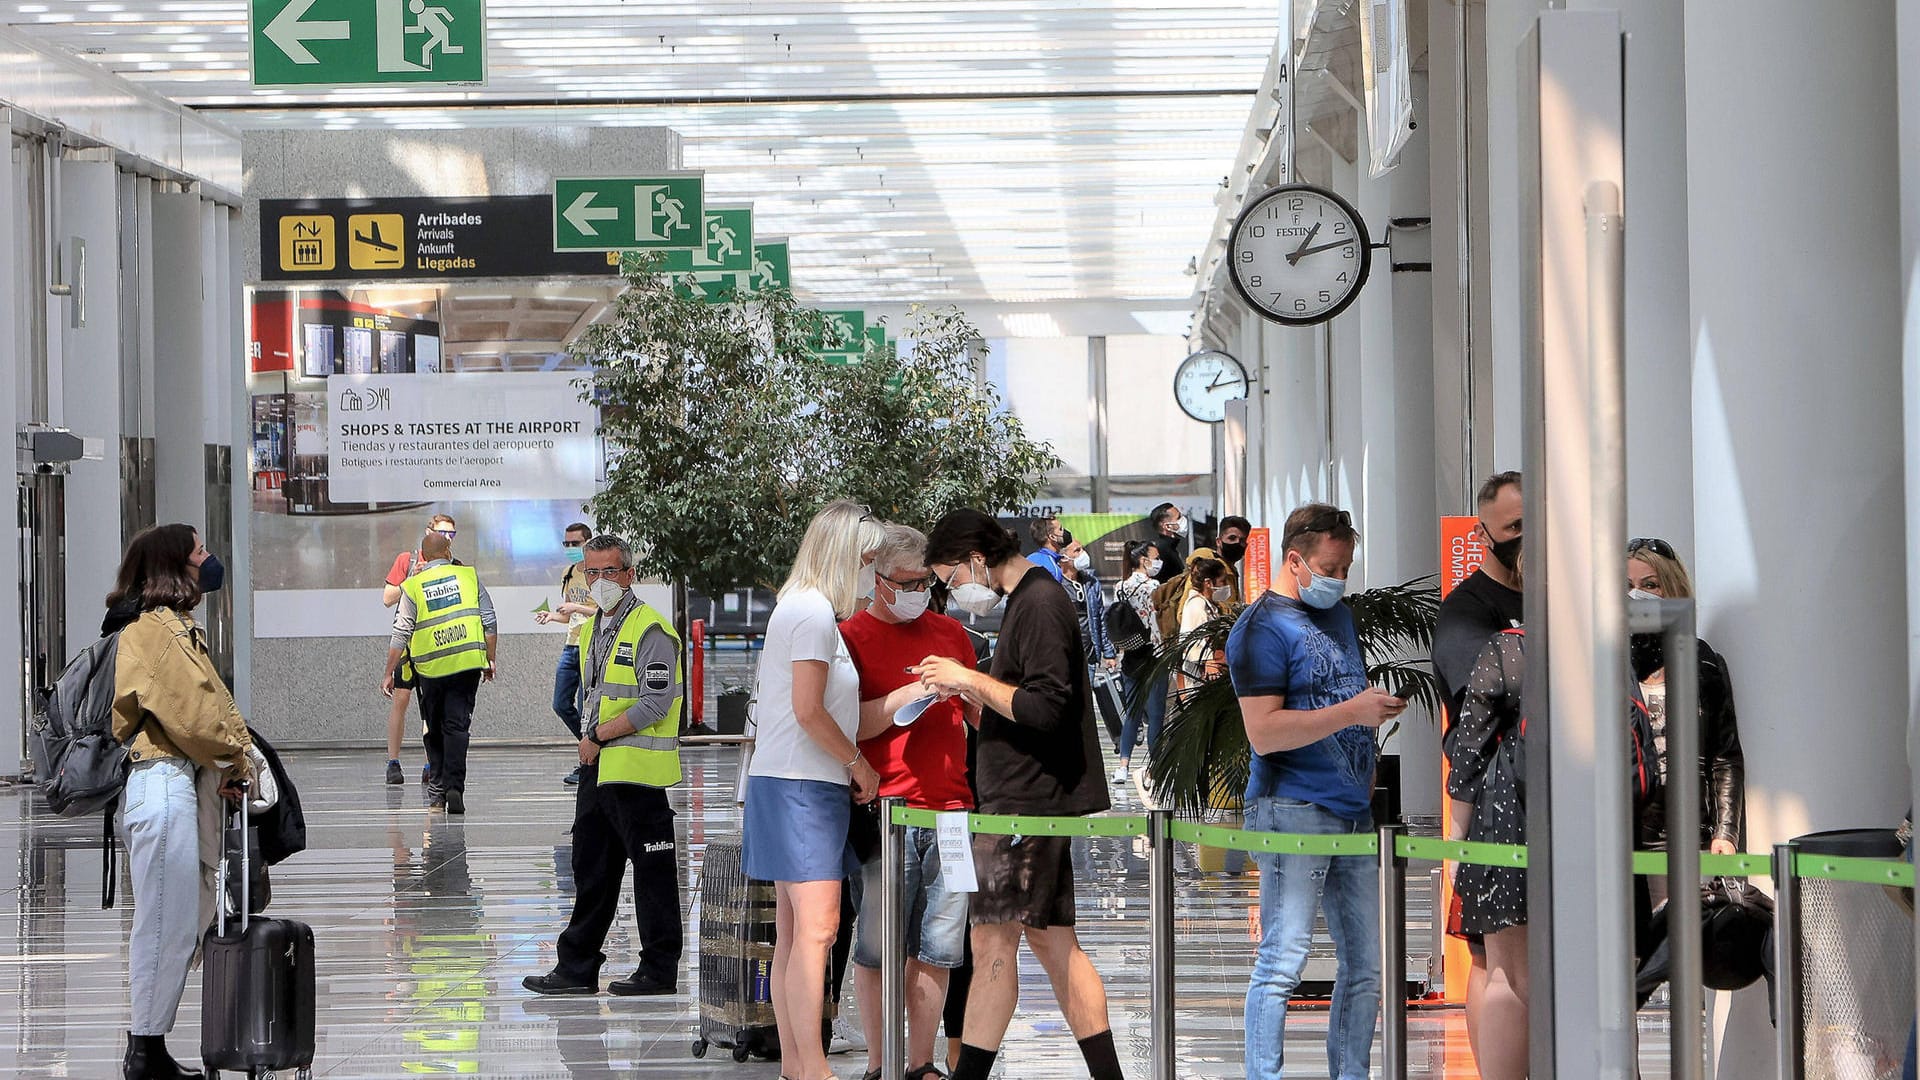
[217,779,251,937]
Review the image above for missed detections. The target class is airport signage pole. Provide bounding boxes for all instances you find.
[251,0,486,87]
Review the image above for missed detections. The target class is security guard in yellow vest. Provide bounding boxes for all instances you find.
[523,533,685,997]
[382,530,496,815]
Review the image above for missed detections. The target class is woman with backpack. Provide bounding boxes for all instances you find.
[108,523,254,1080]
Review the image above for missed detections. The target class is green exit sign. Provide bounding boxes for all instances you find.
[553,175,707,252]
[251,0,486,87]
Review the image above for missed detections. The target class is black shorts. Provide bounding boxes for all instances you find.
[969,834,1076,930]
[391,658,417,690]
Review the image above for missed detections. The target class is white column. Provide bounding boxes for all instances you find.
[1685,1,1906,1072]
[57,160,122,642]
[0,116,21,771]
[151,192,206,531]
[1895,0,1920,1050]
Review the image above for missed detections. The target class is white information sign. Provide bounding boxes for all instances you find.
[935,811,978,894]
[327,371,596,502]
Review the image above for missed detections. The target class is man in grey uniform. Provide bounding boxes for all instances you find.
[522,533,686,996]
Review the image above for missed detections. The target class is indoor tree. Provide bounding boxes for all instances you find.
[568,256,1058,597]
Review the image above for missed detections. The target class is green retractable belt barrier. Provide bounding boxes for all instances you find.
[883,805,1914,884]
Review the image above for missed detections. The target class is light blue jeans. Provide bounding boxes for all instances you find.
[851,826,971,969]
[1243,796,1381,1080]
[123,757,204,1036]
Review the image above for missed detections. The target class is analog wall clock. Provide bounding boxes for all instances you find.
[1227,183,1373,325]
[1173,349,1249,424]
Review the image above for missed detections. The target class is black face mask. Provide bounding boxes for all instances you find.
[198,555,225,593]
[1484,528,1522,572]
[1630,634,1663,681]
[1219,541,1246,565]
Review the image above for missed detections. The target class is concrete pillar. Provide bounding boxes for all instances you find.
[0,117,21,766]
[57,160,122,643]
[1684,1,1906,1072]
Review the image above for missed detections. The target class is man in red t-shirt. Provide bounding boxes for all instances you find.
[379,513,458,786]
[841,524,978,1080]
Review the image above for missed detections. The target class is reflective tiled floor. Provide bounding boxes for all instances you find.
[0,746,1679,1078]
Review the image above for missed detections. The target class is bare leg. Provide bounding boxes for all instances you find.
[1465,945,1490,1064]
[1476,924,1530,1080]
[854,962,882,1077]
[777,880,843,1080]
[960,922,1024,1051]
[907,960,951,1069]
[772,884,800,1067]
[386,686,411,760]
[1023,925,1113,1039]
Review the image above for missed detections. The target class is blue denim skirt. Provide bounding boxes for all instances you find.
[742,775,858,883]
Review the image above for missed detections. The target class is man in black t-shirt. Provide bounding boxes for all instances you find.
[1433,472,1524,719]
[917,508,1123,1080]
[1147,502,1188,583]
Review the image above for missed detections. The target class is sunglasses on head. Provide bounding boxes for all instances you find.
[1627,537,1674,560]
[1283,508,1352,549]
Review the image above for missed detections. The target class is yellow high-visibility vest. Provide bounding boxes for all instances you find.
[402,564,488,679]
[580,602,683,787]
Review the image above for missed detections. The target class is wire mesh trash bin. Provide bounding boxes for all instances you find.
[1793,828,1913,1080]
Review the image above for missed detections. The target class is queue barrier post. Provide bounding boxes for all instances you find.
[879,796,907,1080]
[1148,808,1177,1080]
[1772,840,1803,1080]
[1378,823,1408,1080]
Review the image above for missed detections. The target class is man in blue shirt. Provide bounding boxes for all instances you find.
[1028,516,1067,583]
[1225,502,1407,1080]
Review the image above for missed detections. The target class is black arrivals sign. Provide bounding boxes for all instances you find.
[262,195,619,282]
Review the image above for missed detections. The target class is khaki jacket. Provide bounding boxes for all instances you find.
[112,609,253,780]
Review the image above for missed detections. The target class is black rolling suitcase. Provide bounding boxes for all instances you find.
[201,797,316,1080]
[691,836,780,1062]
[1092,671,1126,746]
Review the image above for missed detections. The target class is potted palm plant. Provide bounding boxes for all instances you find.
[1139,575,1443,818]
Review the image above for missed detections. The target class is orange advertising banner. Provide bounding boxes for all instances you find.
[1437,514,1482,1011]
[1243,527,1273,604]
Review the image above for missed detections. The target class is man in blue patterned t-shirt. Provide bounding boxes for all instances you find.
[1224,502,1408,1080]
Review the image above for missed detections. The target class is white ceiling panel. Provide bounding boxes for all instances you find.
[1,1,1280,303]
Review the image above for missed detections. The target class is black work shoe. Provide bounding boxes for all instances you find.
[445,791,466,815]
[563,765,582,785]
[385,760,404,785]
[607,971,675,996]
[522,971,597,996]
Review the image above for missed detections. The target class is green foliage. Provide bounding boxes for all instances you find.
[1141,575,1443,816]
[568,256,1059,596]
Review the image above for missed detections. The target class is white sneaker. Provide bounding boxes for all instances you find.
[1110,764,1131,784]
[1134,767,1163,810]
[829,1013,867,1055]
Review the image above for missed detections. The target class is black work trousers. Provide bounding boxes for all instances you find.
[554,763,683,984]
[417,668,482,797]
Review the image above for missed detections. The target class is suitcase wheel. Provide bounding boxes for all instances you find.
[731,1044,750,1063]
[691,1038,707,1059]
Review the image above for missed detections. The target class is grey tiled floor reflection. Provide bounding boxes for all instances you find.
[0,746,1678,1078]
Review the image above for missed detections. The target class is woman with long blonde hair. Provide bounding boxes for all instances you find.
[741,499,887,1080]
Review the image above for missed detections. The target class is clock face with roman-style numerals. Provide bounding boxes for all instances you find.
[1226,183,1373,325]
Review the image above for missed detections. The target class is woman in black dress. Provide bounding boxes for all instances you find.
[1444,628,1530,1080]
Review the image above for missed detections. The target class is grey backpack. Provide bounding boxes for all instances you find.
[29,631,130,818]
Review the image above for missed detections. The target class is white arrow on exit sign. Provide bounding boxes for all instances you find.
[561,191,619,237]
[263,0,350,64]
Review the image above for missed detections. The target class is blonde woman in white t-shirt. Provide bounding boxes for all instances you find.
[742,499,886,1080]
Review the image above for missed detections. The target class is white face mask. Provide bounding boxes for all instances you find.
[590,578,628,612]
[1071,551,1092,573]
[857,563,876,599]
[1147,558,1164,577]
[1628,588,1659,602]
[1168,517,1188,537]
[1210,585,1232,603]
[947,560,1003,617]
[884,588,931,622]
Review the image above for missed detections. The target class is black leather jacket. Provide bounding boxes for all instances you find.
[1633,636,1745,848]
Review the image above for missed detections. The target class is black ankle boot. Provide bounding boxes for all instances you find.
[124,1033,204,1079]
